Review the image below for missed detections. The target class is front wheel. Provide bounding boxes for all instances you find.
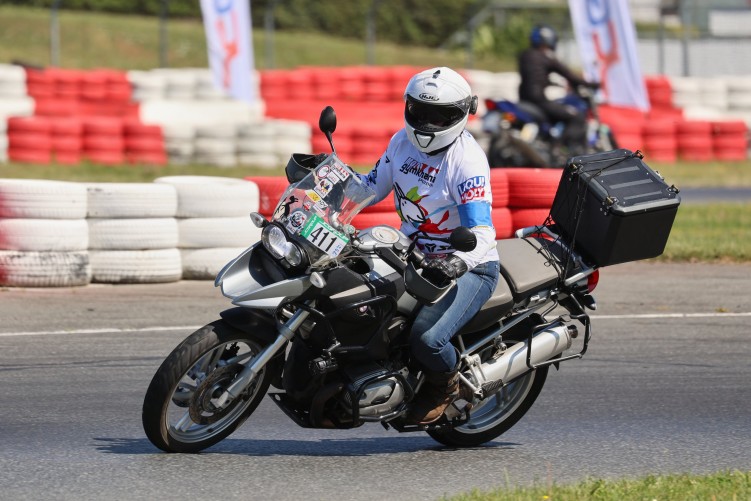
[427,366,548,447]
[142,320,275,453]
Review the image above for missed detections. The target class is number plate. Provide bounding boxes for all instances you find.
[300,214,349,258]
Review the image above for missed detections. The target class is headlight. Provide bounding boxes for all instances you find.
[261,224,288,259]
[261,223,305,268]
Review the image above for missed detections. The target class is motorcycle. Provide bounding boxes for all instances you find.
[142,106,606,453]
[483,85,617,168]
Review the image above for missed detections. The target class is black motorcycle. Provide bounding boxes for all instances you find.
[483,85,618,168]
[142,107,679,453]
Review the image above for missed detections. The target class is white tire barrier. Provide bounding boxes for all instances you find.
[0,250,91,287]
[89,248,182,284]
[177,217,261,248]
[0,179,87,219]
[154,176,259,217]
[180,247,245,280]
[0,219,88,251]
[85,183,177,218]
[88,218,179,250]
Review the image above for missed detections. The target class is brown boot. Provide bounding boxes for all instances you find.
[406,369,460,425]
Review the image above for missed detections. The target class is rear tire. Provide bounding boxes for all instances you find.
[427,366,548,447]
[142,320,275,453]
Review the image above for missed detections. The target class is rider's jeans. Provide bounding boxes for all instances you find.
[410,260,500,373]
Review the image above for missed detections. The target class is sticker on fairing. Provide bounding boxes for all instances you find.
[316,164,332,180]
[285,209,308,234]
[300,214,349,258]
[331,163,351,181]
[304,190,328,213]
[314,178,334,198]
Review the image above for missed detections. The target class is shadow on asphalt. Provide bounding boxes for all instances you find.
[93,436,517,456]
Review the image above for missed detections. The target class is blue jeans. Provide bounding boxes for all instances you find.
[410,260,500,372]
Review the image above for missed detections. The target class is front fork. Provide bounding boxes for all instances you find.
[214,305,312,407]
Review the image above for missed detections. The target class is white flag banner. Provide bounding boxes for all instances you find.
[568,0,649,110]
[200,0,255,103]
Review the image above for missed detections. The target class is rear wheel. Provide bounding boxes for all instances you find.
[142,320,275,453]
[427,365,548,447]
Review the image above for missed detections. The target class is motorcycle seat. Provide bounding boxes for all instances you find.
[457,267,514,335]
[497,238,562,299]
[516,101,549,124]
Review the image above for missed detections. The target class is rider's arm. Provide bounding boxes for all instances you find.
[448,136,497,270]
[356,132,398,206]
[547,55,590,89]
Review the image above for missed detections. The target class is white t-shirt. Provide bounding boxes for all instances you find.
[358,129,499,269]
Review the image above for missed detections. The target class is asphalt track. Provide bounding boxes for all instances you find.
[1,261,750,500]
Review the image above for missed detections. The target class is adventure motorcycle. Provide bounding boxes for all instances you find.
[142,106,673,454]
[483,85,617,168]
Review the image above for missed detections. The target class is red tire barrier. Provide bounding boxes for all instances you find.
[489,169,509,208]
[505,168,561,208]
[510,207,550,232]
[245,176,290,216]
[492,207,513,239]
[352,210,403,229]
[8,116,51,134]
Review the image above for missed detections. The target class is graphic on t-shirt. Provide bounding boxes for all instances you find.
[394,183,451,235]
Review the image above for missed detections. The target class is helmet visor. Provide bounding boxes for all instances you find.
[405,96,470,132]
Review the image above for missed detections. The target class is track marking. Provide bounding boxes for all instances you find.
[591,312,751,320]
[0,312,750,337]
[0,326,201,337]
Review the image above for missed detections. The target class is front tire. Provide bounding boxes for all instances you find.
[427,366,548,447]
[142,320,275,453]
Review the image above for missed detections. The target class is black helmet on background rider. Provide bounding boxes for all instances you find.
[403,67,478,154]
[530,24,558,51]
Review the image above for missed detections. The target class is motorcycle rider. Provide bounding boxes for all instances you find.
[518,24,598,156]
[358,67,500,425]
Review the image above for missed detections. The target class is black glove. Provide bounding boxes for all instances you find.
[587,81,601,90]
[421,255,468,288]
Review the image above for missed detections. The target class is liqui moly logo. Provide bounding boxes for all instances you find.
[457,176,486,203]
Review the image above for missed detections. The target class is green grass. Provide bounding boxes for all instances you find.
[0,5,513,71]
[445,470,751,501]
[647,160,751,189]
[659,202,751,262]
[0,161,281,183]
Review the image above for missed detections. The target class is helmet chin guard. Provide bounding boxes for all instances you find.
[403,67,476,154]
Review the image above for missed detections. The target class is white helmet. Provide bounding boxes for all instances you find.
[403,67,478,154]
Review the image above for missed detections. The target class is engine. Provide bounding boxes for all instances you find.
[339,362,409,419]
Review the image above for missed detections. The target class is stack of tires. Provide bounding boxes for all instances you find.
[712,120,749,161]
[677,120,713,162]
[52,117,84,164]
[505,168,560,232]
[245,176,290,218]
[7,116,52,164]
[83,117,125,165]
[489,169,512,239]
[727,77,751,114]
[272,119,313,166]
[0,179,91,287]
[194,124,237,167]
[236,121,279,169]
[0,119,6,163]
[154,176,262,280]
[642,119,677,163]
[351,193,402,230]
[124,121,167,165]
[162,124,195,165]
[86,183,182,284]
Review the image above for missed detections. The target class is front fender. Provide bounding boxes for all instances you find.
[219,307,278,344]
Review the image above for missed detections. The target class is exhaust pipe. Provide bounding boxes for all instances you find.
[476,323,572,393]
